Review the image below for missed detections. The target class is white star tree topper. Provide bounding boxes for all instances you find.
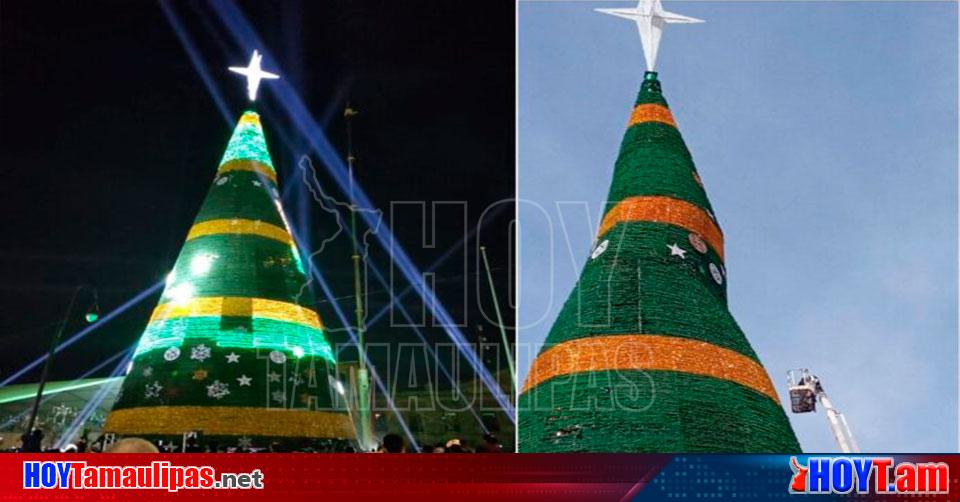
[228,50,279,101]
[596,0,704,72]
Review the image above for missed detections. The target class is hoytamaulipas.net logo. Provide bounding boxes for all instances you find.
[789,456,948,495]
[23,461,264,491]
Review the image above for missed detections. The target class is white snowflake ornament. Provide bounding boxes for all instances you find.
[144,381,163,399]
[191,344,212,362]
[206,380,230,400]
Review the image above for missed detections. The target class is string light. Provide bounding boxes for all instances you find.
[166,282,195,306]
[134,316,334,362]
[190,253,218,276]
[218,112,275,169]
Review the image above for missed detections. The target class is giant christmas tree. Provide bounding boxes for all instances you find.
[105,53,353,442]
[518,2,800,452]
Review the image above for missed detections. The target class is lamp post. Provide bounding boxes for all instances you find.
[24,285,98,446]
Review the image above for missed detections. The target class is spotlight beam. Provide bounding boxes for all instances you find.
[288,227,421,452]
[1,347,131,430]
[159,8,417,449]
[366,258,490,434]
[159,0,234,125]
[55,348,134,449]
[206,0,515,420]
[0,281,163,388]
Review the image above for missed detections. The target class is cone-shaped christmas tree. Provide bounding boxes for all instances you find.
[105,111,354,442]
[518,71,801,452]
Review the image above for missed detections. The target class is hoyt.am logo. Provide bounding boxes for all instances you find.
[789,456,949,495]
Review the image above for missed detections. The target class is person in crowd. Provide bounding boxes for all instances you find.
[105,438,160,453]
[381,433,405,453]
[445,438,467,453]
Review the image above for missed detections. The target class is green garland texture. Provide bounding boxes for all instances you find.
[519,73,801,452]
[107,111,348,439]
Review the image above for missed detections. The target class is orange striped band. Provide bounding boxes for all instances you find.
[186,218,292,246]
[522,334,779,403]
[628,104,676,128]
[217,159,278,184]
[598,195,724,260]
[150,296,323,330]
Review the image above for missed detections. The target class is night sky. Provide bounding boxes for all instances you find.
[0,0,515,387]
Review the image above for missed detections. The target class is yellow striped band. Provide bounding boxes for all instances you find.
[522,334,779,403]
[598,195,724,260]
[217,159,277,184]
[186,218,292,246]
[150,296,323,330]
[105,406,355,438]
[628,103,676,128]
[239,112,261,127]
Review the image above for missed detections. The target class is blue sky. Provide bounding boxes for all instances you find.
[518,1,958,452]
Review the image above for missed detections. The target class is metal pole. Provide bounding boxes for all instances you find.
[25,285,86,445]
[345,104,374,450]
[479,246,516,391]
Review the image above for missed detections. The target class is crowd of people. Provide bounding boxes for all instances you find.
[11,428,507,453]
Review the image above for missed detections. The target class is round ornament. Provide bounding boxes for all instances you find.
[269,350,287,364]
[591,240,609,260]
[709,263,723,285]
[216,176,229,186]
[688,233,708,254]
[163,347,181,362]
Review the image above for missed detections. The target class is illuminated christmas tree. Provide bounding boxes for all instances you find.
[105,52,353,444]
[518,2,800,452]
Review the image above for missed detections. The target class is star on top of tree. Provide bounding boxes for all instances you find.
[228,50,279,101]
[596,0,704,72]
